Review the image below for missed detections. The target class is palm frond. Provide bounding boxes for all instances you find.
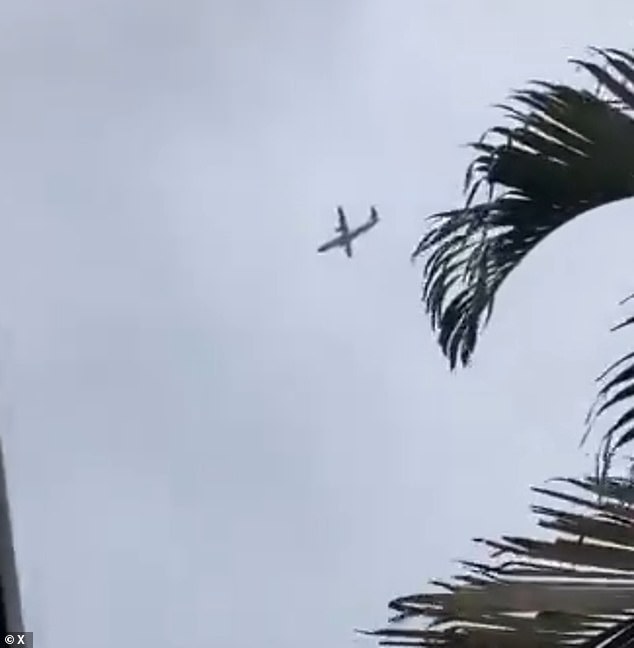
[584,302,634,475]
[417,47,634,369]
[365,476,634,647]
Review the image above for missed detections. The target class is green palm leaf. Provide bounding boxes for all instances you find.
[417,48,634,369]
[365,476,634,647]
[585,302,634,473]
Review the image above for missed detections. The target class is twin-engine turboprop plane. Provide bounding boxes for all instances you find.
[317,206,379,258]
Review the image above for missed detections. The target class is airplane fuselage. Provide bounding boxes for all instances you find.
[317,208,379,258]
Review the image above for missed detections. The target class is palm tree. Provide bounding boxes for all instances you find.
[415,47,634,471]
[366,476,634,647]
[367,47,634,646]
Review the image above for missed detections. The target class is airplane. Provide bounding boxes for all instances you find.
[317,206,379,258]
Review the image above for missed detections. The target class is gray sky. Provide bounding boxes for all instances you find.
[0,1,633,646]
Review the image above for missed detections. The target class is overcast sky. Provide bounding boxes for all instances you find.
[0,2,634,646]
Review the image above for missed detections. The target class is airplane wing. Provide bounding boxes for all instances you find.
[335,206,349,235]
[316,207,355,258]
